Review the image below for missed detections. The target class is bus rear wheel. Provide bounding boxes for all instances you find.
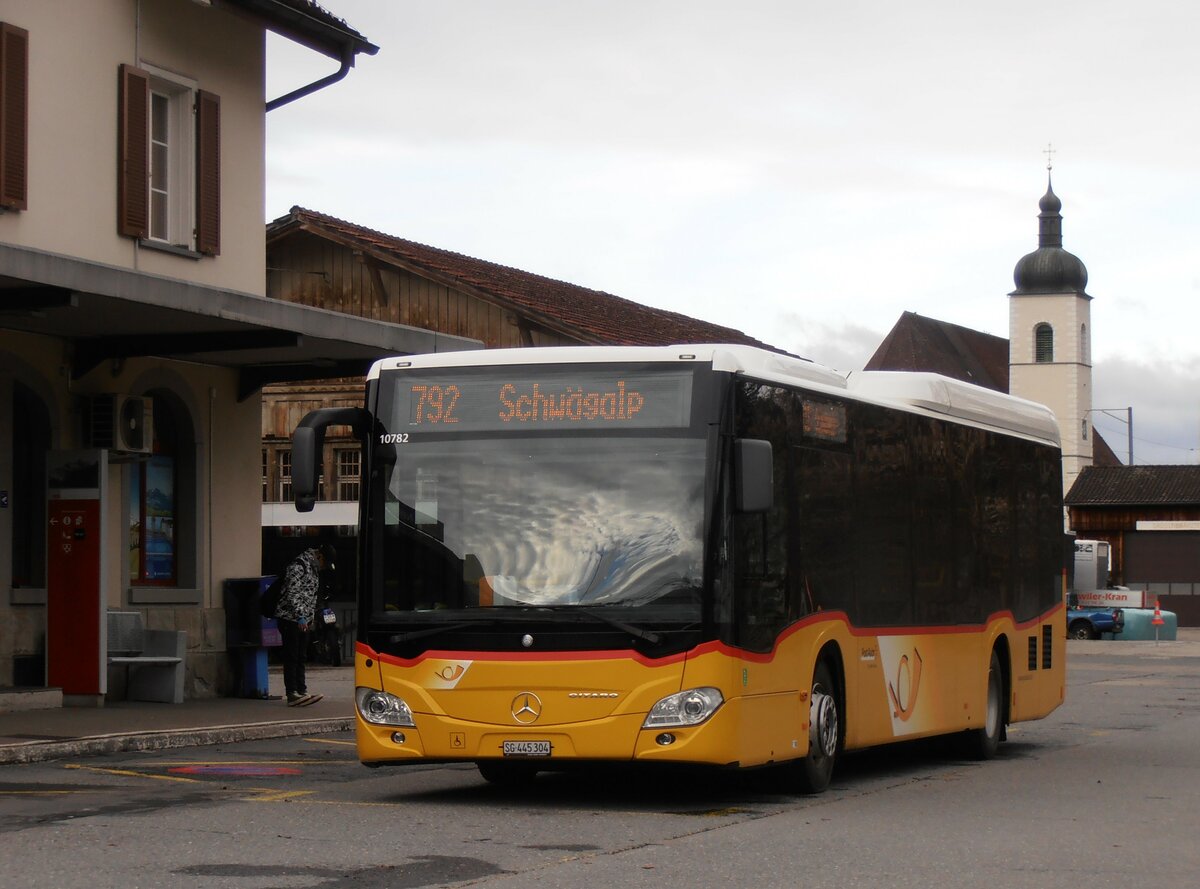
[963,649,1004,760]
[791,660,839,794]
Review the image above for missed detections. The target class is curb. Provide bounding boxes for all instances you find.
[0,717,354,766]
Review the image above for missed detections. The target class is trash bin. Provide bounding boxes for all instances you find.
[223,576,282,699]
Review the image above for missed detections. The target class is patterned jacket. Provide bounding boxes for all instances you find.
[275,548,322,624]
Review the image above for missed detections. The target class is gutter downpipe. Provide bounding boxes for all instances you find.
[266,45,353,112]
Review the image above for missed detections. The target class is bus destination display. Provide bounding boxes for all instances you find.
[390,370,693,433]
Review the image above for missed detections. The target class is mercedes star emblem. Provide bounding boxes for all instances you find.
[511,692,543,724]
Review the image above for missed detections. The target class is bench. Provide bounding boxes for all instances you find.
[106,611,186,704]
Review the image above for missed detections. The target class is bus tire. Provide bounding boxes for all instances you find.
[792,660,839,794]
[964,648,1004,760]
[477,761,538,786]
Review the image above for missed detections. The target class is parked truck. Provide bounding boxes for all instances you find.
[1066,594,1125,639]
[1068,539,1125,639]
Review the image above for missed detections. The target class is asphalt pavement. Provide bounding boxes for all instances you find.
[2,629,1198,767]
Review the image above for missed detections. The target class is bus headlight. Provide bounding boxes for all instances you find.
[355,687,416,727]
[643,687,724,728]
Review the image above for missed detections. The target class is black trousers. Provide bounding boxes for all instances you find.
[278,618,307,697]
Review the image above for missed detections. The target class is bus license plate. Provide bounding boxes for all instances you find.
[503,740,551,757]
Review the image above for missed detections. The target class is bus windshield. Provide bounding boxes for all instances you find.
[370,366,709,628]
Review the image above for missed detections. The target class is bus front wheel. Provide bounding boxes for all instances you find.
[792,660,839,794]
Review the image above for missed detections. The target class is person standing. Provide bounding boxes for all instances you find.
[274,543,335,706]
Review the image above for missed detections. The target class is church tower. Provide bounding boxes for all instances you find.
[1008,174,1094,499]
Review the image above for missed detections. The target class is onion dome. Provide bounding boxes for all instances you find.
[1012,177,1089,294]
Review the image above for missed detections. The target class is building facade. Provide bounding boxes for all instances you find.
[0,1,476,700]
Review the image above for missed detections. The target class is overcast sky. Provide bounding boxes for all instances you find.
[265,1,1200,465]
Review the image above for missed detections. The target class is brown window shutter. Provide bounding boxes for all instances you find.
[0,23,29,211]
[195,89,219,256]
[117,63,149,239]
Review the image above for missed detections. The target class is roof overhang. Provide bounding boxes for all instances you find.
[219,0,379,61]
[0,242,481,400]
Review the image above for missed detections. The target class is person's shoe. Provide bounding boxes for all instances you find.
[297,693,323,706]
[287,693,310,706]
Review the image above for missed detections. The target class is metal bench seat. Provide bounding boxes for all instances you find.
[106,611,186,703]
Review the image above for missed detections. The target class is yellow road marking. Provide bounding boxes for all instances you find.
[303,738,357,747]
[0,790,79,796]
[149,760,339,766]
[241,789,316,802]
[46,768,411,810]
[241,796,411,808]
[63,764,202,784]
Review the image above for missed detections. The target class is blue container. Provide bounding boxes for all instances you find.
[1110,607,1178,641]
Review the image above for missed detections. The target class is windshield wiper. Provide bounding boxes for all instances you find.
[385,610,536,644]
[563,608,662,645]
[387,621,477,644]
[387,608,664,646]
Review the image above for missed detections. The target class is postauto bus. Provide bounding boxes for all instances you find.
[290,345,1065,791]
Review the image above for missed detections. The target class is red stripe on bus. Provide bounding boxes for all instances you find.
[356,602,1062,668]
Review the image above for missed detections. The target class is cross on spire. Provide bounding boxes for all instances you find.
[1043,142,1056,171]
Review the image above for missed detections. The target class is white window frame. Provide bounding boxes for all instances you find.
[336,448,361,502]
[277,450,292,503]
[144,65,196,250]
[1034,323,1054,363]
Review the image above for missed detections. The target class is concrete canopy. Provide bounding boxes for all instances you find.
[0,242,482,400]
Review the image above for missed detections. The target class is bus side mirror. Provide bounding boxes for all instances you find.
[293,426,319,512]
[292,407,371,513]
[735,438,773,513]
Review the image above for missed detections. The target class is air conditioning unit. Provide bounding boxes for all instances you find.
[86,395,153,454]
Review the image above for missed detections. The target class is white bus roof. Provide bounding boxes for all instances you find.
[369,344,1060,446]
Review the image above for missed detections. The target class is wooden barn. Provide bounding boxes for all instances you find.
[1067,466,1200,625]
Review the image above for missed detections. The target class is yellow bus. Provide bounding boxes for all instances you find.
[291,344,1065,792]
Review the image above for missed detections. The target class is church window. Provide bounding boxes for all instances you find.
[1034,323,1054,363]
[1080,324,1089,364]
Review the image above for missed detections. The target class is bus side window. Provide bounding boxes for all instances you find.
[853,402,913,627]
[910,414,955,624]
[796,446,855,618]
[732,382,793,652]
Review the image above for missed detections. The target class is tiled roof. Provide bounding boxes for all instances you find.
[864,311,1009,392]
[268,207,786,352]
[1066,466,1200,506]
